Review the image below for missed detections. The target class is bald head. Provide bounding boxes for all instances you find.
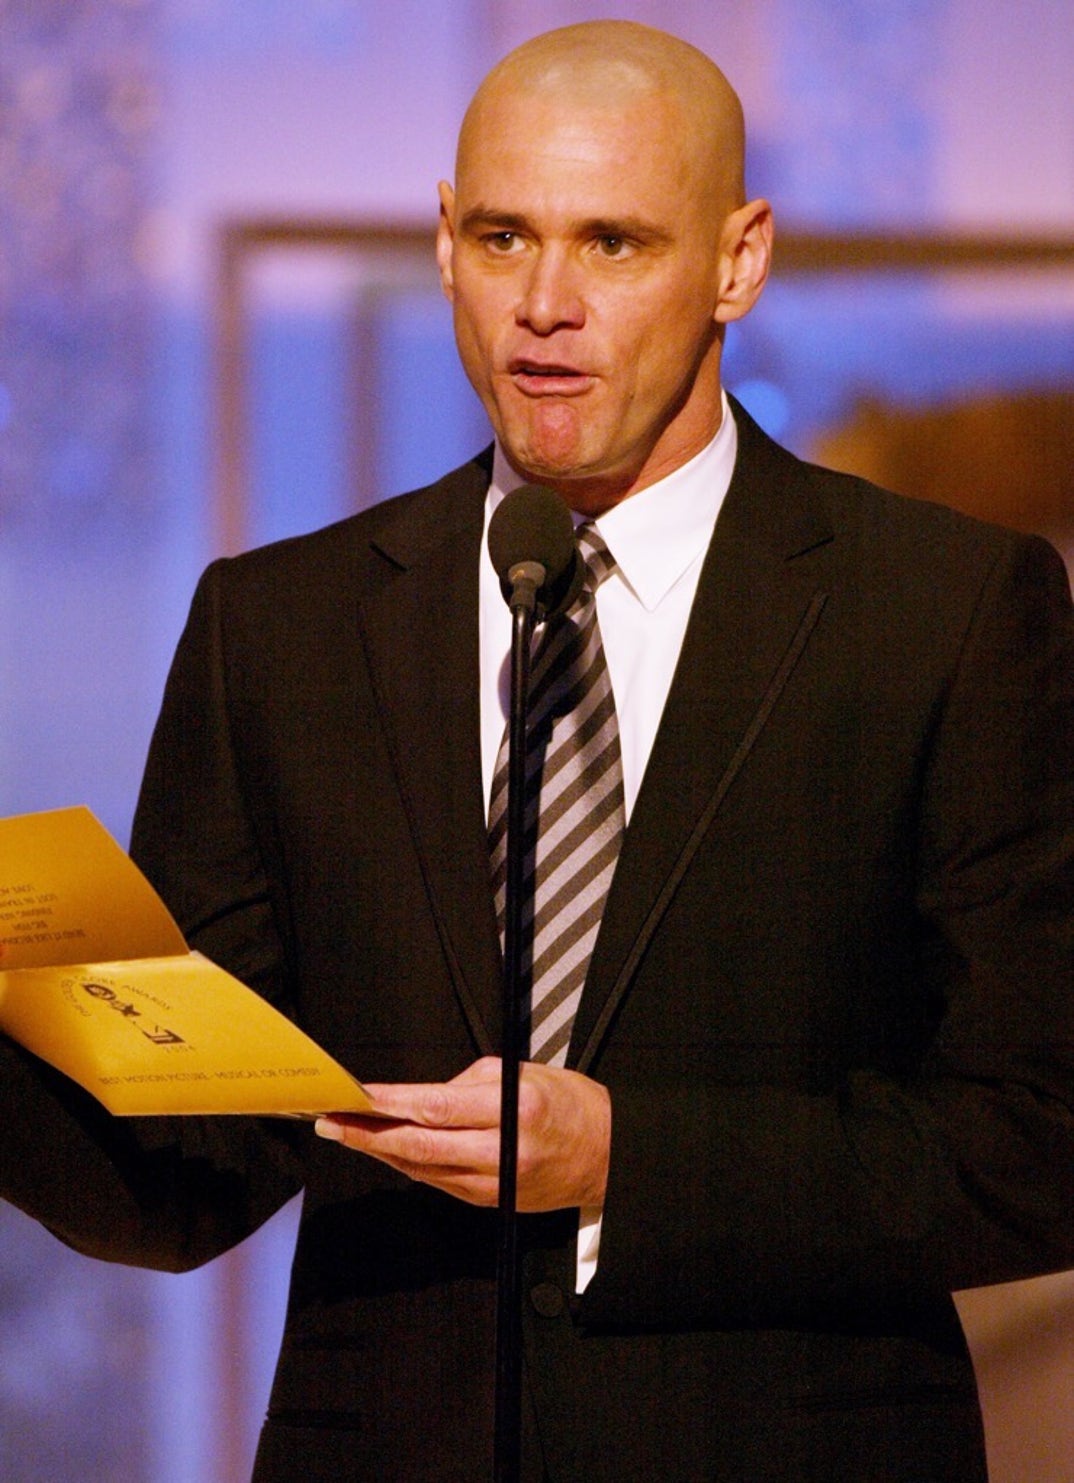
[457,21,747,218]
[439,20,771,508]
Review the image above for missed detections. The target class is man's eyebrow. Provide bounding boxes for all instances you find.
[459,208,530,235]
[583,216,674,246]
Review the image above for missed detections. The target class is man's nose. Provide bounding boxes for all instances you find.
[515,247,585,335]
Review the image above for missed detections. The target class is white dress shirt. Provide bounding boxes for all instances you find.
[478,393,739,1289]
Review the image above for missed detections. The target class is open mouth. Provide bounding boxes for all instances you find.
[509,360,592,394]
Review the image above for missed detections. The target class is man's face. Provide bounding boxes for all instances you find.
[438,86,733,508]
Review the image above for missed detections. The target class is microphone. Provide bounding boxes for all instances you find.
[488,482,584,1475]
[488,484,584,621]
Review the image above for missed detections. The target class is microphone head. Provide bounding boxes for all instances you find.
[488,484,584,619]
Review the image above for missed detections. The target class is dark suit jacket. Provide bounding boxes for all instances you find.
[4,405,1074,1480]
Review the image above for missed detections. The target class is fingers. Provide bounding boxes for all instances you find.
[319,1115,499,1171]
[314,1055,504,1184]
[314,1057,611,1213]
[315,1116,501,1205]
[314,1088,503,1207]
[360,1056,503,1129]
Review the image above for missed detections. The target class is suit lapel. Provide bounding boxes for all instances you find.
[355,458,503,1057]
[572,410,835,1073]
[349,420,837,1072]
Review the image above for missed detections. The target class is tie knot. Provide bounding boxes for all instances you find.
[576,522,616,593]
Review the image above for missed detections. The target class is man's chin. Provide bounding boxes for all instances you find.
[501,444,583,489]
[503,453,640,515]
[501,402,599,480]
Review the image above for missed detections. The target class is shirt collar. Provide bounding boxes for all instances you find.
[488,391,737,613]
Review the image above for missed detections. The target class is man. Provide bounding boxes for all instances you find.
[3,20,1074,1482]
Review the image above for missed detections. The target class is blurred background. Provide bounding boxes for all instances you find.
[1,1,1072,1478]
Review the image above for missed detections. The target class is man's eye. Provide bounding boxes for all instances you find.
[486,232,521,253]
[597,236,632,258]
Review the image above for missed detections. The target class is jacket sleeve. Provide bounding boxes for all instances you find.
[583,532,1074,1332]
[1,561,304,1272]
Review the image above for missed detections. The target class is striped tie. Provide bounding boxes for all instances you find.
[489,524,625,1066]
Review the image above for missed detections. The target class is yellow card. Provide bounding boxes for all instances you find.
[0,805,188,969]
[0,807,371,1118]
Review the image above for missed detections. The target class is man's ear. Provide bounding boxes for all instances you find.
[714,199,773,324]
[436,181,456,302]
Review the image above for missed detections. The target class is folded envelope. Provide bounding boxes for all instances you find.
[0,807,371,1118]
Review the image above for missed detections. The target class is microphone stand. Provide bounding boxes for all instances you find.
[493,563,542,1483]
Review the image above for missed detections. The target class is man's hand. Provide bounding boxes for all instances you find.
[314,1056,610,1212]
